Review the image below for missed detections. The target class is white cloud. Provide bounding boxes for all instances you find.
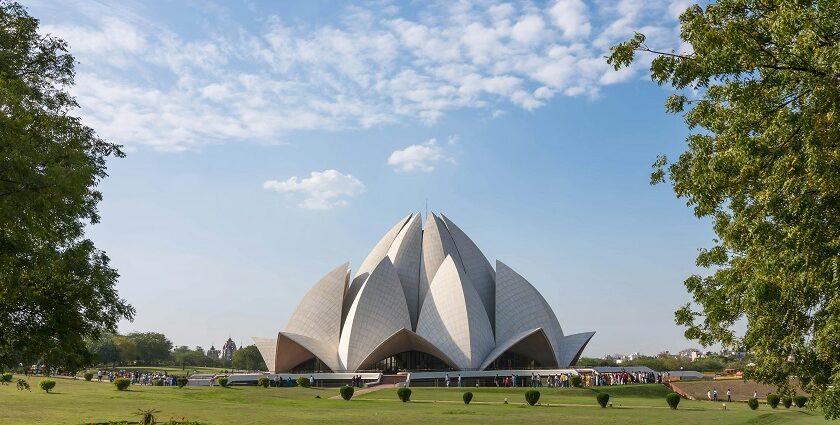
[388,139,452,173]
[263,170,366,210]
[34,1,684,151]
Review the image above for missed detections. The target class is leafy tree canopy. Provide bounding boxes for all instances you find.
[608,0,840,418]
[0,1,133,370]
[232,345,267,371]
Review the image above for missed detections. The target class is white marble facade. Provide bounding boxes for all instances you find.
[254,212,594,372]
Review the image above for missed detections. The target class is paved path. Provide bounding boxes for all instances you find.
[329,384,388,399]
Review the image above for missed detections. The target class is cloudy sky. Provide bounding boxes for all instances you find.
[28,0,711,357]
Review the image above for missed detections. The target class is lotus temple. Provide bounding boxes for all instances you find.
[253,212,594,373]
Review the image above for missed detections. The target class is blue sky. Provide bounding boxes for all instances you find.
[27,0,713,357]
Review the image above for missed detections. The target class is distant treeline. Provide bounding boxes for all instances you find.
[576,354,749,372]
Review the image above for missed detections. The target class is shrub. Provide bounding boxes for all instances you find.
[340,385,354,400]
[782,396,792,408]
[152,378,164,386]
[748,398,759,410]
[258,377,269,388]
[596,393,610,408]
[135,408,160,425]
[83,372,93,381]
[296,377,309,388]
[767,393,780,408]
[1,373,12,383]
[463,391,473,404]
[39,379,56,393]
[114,378,131,391]
[525,389,540,406]
[397,387,412,402]
[16,378,30,391]
[176,377,189,388]
[217,377,229,388]
[666,392,681,409]
[571,375,582,388]
[793,396,808,408]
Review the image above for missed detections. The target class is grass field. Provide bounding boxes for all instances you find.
[0,376,826,424]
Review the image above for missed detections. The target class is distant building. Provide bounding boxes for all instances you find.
[678,348,703,361]
[206,345,220,359]
[221,338,237,361]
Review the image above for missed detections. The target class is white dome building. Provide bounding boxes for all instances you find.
[254,212,594,373]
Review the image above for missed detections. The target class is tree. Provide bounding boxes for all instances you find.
[608,0,840,418]
[0,1,134,370]
[128,332,172,364]
[113,335,137,365]
[88,336,120,366]
[173,346,213,368]
[231,345,267,371]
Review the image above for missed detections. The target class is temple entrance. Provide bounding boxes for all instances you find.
[289,357,332,373]
[363,350,454,373]
[485,350,547,370]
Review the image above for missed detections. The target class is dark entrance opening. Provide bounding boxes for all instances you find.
[289,357,332,373]
[485,350,546,370]
[364,350,454,373]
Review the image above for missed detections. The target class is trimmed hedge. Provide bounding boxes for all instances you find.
[83,373,93,381]
[1,373,12,383]
[296,377,309,388]
[571,375,582,388]
[666,392,680,409]
[258,377,270,388]
[397,387,412,402]
[340,385,354,400]
[463,391,473,404]
[782,396,792,409]
[794,396,808,408]
[767,393,780,408]
[597,393,610,408]
[177,377,189,388]
[217,377,229,388]
[748,398,759,410]
[525,390,540,406]
[114,378,131,391]
[39,379,56,393]
[152,378,164,386]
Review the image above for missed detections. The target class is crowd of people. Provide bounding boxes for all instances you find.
[590,370,665,386]
[94,370,180,386]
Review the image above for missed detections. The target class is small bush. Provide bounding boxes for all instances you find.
[135,408,160,425]
[397,387,412,402]
[152,378,164,386]
[1,373,12,383]
[217,377,229,388]
[296,377,309,388]
[748,398,759,410]
[114,378,131,391]
[525,389,540,406]
[782,396,792,408]
[39,379,56,393]
[258,377,269,388]
[463,391,473,404]
[571,375,582,388]
[16,378,30,391]
[340,385,354,400]
[596,393,610,408]
[767,393,780,408]
[83,372,93,381]
[793,396,808,408]
[177,377,189,388]
[666,392,680,409]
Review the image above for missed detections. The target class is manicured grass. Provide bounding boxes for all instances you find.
[0,376,825,424]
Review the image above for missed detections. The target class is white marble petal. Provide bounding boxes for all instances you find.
[252,337,278,372]
[386,212,423,329]
[558,331,596,367]
[440,214,496,329]
[416,255,495,370]
[419,213,464,314]
[285,262,348,347]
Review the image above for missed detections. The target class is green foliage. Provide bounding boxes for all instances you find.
[596,393,610,408]
[524,390,540,406]
[83,372,93,381]
[462,391,473,404]
[397,387,412,402]
[152,378,163,386]
[257,377,269,388]
[782,396,792,408]
[16,378,29,391]
[135,408,160,425]
[172,346,214,367]
[295,377,309,388]
[748,398,759,410]
[128,332,173,364]
[767,393,780,408]
[113,378,130,391]
[666,392,680,409]
[217,377,229,388]
[339,385,354,400]
[39,379,55,393]
[231,345,267,371]
[0,1,134,371]
[794,396,808,408]
[570,375,582,387]
[1,372,12,383]
[177,377,188,388]
[607,0,840,419]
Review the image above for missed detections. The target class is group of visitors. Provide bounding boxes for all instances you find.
[350,375,365,387]
[706,388,734,402]
[93,370,179,386]
[590,370,663,386]
[443,373,464,387]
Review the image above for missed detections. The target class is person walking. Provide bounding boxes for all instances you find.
[457,374,462,388]
[445,373,450,388]
[309,375,315,387]
[713,388,718,401]
[727,388,731,402]
[707,390,712,401]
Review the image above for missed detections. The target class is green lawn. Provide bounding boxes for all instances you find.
[0,376,826,424]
